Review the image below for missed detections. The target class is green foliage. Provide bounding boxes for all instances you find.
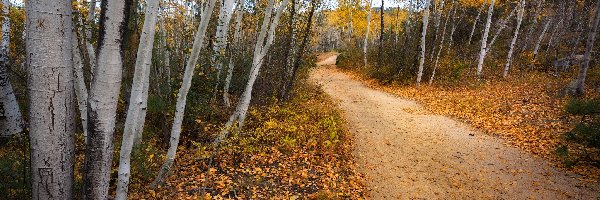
[0,135,31,199]
[559,98,600,167]
[565,99,600,116]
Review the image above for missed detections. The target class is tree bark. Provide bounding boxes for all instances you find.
[83,0,129,198]
[224,3,244,107]
[26,1,75,199]
[475,0,495,79]
[0,0,23,136]
[416,0,431,86]
[429,2,452,85]
[213,0,289,146]
[86,0,97,79]
[72,16,89,143]
[532,18,551,61]
[363,0,373,67]
[282,0,317,101]
[575,0,600,96]
[503,0,525,78]
[467,2,486,45]
[116,0,160,198]
[211,0,236,100]
[152,0,218,187]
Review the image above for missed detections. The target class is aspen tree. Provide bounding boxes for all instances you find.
[503,0,525,78]
[27,1,75,199]
[83,0,128,198]
[0,0,23,136]
[475,0,495,79]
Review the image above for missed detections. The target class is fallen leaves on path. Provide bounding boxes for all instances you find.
[341,69,600,181]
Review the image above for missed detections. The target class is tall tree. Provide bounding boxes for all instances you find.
[429,1,453,85]
[364,0,372,67]
[224,2,245,107]
[73,14,90,143]
[282,0,318,101]
[575,0,600,96]
[116,0,160,198]
[152,0,219,187]
[503,0,525,78]
[416,0,431,86]
[83,0,129,198]
[467,1,486,45]
[0,0,23,136]
[26,0,75,199]
[532,17,551,61]
[211,0,236,99]
[85,0,97,78]
[475,0,495,79]
[213,0,289,145]
[378,0,383,68]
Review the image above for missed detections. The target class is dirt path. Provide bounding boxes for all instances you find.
[309,55,600,199]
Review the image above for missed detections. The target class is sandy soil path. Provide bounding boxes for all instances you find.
[309,55,600,199]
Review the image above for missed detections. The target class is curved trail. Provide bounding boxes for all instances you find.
[309,55,600,199]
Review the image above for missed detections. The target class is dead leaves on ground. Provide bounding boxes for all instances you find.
[130,82,366,199]
[343,69,599,180]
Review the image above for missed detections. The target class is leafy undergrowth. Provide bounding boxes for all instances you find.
[130,80,366,199]
[340,68,600,181]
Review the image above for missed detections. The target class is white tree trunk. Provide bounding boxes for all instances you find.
[116,0,160,198]
[26,1,75,199]
[348,6,353,46]
[429,4,452,85]
[468,2,486,45]
[364,0,373,67]
[487,6,516,52]
[416,0,431,86]
[223,4,244,107]
[575,0,600,95]
[211,0,236,99]
[0,0,23,136]
[86,0,97,79]
[72,24,89,143]
[532,18,551,60]
[545,18,563,55]
[503,0,525,78]
[152,0,218,187]
[475,0,495,79]
[83,0,127,198]
[214,0,289,145]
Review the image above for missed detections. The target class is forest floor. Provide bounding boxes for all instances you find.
[310,54,600,199]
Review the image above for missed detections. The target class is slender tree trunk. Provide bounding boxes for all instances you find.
[575,0,600,96]
[86,0,97,79]
[152,0,218,187]
[378,0,383,68]
[348,4,353,47]
[487,6,517,52]
[364,0,373,67]
[282,0,317,101]
[72,17,89,143]
[83,0,129,198]
[224,3,244,107]
[468,2,486,45]
[0,0,22,136]
[280,0,298,99]
[430,3,452,85]
[430,0,445,61]
[416,0,431,86]
[532,18,551,61]
[26,1,75,199]
[213,0,289,146]
[116,0,159,198]
[503,0,525,78]
[475,0,495,79]
[545,18,563,56]
[211,0,236,100]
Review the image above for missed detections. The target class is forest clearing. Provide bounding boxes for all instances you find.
[1,0,600,199]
